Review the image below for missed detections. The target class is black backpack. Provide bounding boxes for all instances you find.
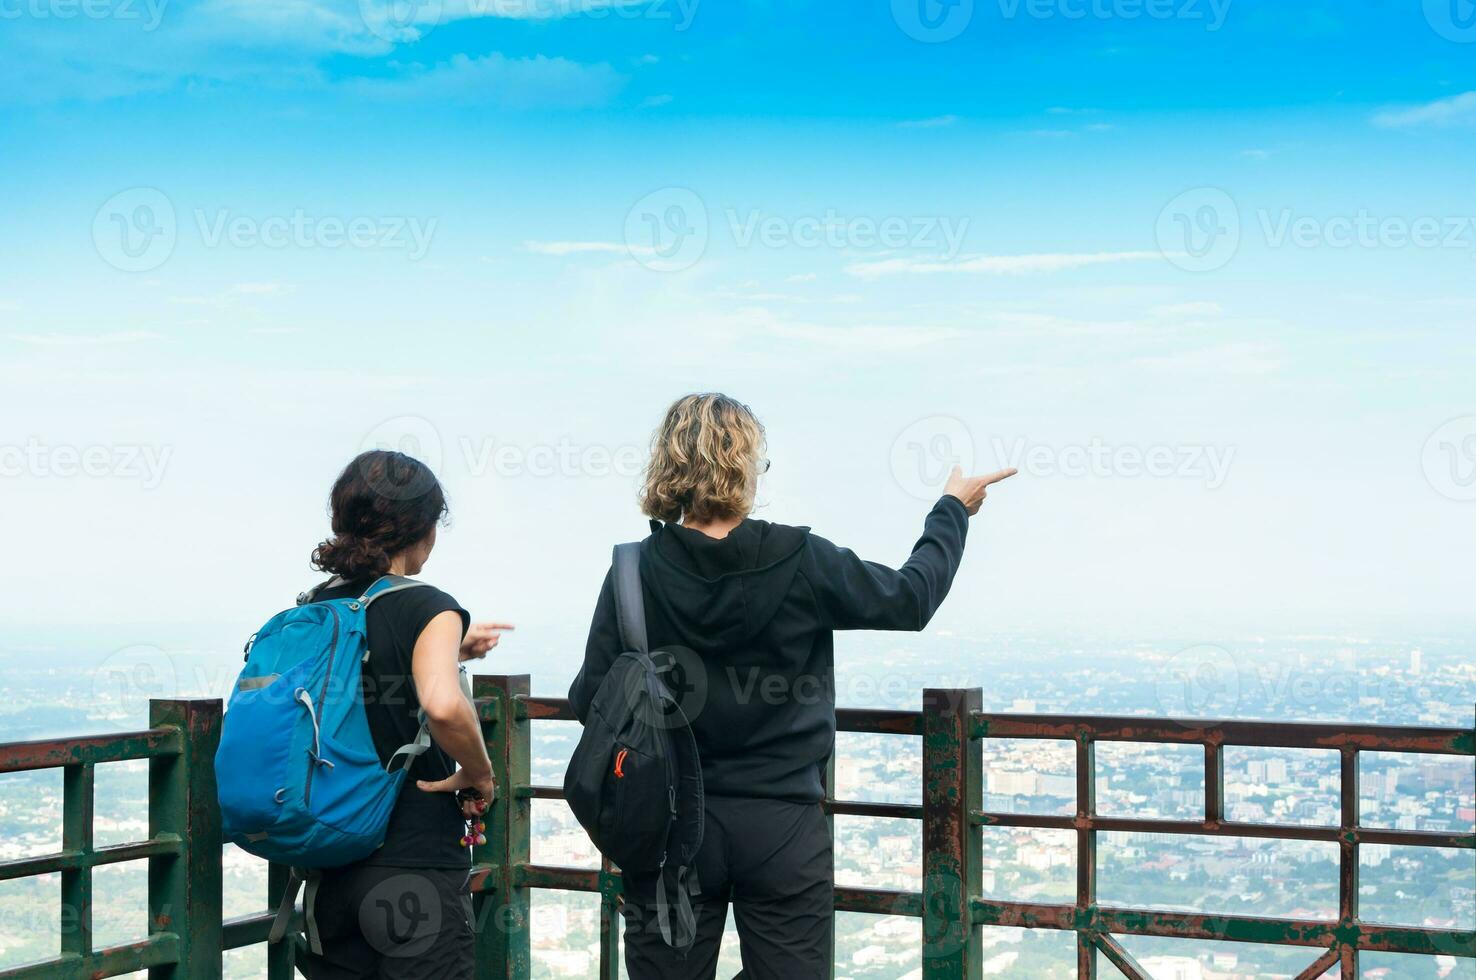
[564,542,705,951]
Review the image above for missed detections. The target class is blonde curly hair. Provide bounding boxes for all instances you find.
[640,393,766,524]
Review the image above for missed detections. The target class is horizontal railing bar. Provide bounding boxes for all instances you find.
[517,864,602,892]
[827,800,923,820]
[517,787,929,821]
[0,835,182,882]
[512,696,929,734]
[834,885,922,917]
[969,900,1476,957]
[222,910,296,951]
[0,934,180,979]
[972,899,1076,931]
[496,863,929,920]
[973,713,1474,755]
[0,728,182,773]
[502,698,1470,756]
[518,697,576,722]
[836,708,924,736]
[971,812,1476,848]
[1358,826,1476,849]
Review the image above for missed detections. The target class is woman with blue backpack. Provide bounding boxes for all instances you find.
[218,449,509,978]
[567,393,1015,980]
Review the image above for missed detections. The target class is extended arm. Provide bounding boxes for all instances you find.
[412,609,495,814]
[809,465,1015,631]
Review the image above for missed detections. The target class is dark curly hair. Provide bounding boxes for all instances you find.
[311,450,448,580]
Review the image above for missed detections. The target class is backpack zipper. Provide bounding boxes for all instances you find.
[303,605,343,808]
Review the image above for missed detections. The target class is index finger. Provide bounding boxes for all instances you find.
[980,467,1019,486]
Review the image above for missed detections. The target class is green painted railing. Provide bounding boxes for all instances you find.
[0,678,1471,978]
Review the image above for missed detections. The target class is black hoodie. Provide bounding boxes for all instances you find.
[569,495,970,802]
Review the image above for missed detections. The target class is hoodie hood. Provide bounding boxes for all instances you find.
[641,518,810,649]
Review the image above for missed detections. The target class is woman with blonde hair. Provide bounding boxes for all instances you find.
[569,393,1014,980]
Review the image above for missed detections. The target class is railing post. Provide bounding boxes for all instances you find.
[598,858,622,980]
[1076,732,1097,978]
[60,761,94,960]
[475,675,531,980]
[1338,746,1360,978]
[147,698,223,979]
[922,687,982,980]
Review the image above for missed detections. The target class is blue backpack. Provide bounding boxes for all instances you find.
[217,576,451,948]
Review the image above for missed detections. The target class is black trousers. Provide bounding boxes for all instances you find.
[297,865,475,980]
[621,796,833,980]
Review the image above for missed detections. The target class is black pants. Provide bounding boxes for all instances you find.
[297,865,475,980]
[621,796,833,980]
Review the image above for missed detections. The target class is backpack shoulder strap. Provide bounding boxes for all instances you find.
[611,543,648,654]
[297,578,339,606]
[360,575,431,608]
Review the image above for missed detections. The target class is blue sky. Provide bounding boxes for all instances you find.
[2,0,1474,641]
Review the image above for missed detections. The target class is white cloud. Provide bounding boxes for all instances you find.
[845,251,1162,278]
[702,306,964,352]
[0,0,636,104]
[1151,301,1224,319]
[524,240,653,257]
[899,115,958,129]
[1372,91,1476,129]
[1241,148,1272,160]
[1133,341,1283,375]
[765,320,964,350]
[785,273,818,283]
[8,330,165,347]
[352,53,624,108]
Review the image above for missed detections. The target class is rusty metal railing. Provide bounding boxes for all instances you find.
[0,683,1470,978]
[0,700,222,979]
[472,677,1475,980]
